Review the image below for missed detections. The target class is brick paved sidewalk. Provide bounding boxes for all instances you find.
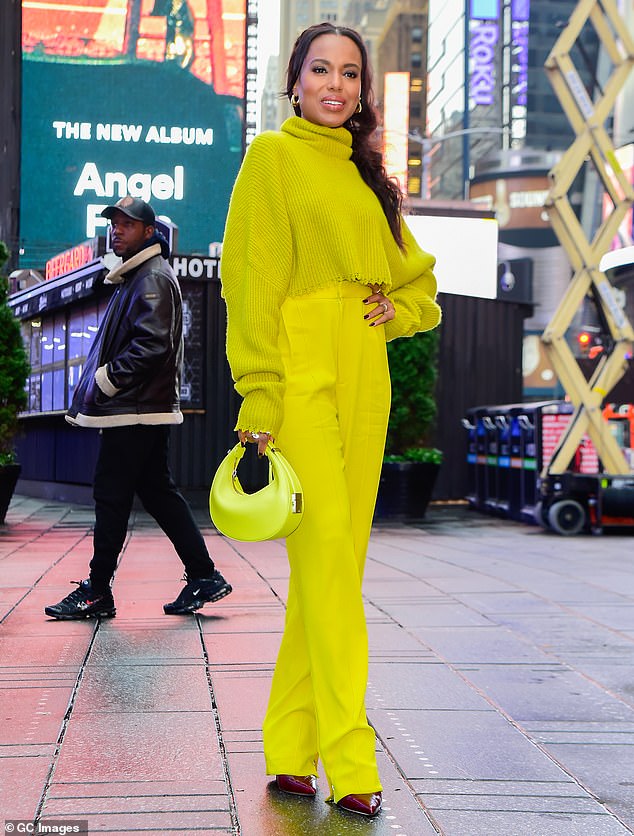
[1,495,633,835]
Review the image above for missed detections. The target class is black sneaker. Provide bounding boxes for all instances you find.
[45,579,116,620]
[163,570,232,615]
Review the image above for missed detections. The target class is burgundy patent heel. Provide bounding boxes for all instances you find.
[336,791,382,817]
[276,774,317,797]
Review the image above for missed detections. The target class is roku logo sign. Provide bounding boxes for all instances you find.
[470,23,499,106]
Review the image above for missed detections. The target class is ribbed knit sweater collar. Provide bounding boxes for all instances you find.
[281,116,353,161]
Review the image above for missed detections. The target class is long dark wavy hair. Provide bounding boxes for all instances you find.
[285,22,404,250]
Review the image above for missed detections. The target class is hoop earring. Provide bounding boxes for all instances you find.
[291,93,300,107]
[355,97,362,114]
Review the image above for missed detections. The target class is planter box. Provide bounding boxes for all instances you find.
[0,463,21,524]
[375,460,440,521]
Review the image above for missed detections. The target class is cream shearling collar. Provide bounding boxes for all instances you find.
[104,243,162,285]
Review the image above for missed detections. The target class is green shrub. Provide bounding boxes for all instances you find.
[385,327,441,462]
[384,447,443,465]
[0,242,30,466]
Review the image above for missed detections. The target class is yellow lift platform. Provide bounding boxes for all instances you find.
[536,0,634,533]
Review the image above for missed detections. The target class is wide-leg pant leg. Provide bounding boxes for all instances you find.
[262,284,390,802]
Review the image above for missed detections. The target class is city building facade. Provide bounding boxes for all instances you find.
[374,1,428,198]
[260,55,281,132]
[426,0,601,201]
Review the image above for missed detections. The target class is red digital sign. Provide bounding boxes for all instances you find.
[541,413,599,473]
[45,242,96,281]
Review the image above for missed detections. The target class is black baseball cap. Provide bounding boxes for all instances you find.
[101,196,155,225]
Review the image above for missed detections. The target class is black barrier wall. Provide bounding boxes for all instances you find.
[434,292,530,502]
[12,277,531,507]
[12,280,525,506]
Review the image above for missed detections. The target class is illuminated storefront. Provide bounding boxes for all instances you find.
[9,227,236,503]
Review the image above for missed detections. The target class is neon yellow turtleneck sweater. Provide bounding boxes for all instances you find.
[221,116,441,436]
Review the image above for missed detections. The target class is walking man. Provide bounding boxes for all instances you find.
[45,196,232,619]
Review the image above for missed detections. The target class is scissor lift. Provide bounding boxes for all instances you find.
[535,0,634,534]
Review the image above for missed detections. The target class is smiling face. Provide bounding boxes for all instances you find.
[293,33,362,128]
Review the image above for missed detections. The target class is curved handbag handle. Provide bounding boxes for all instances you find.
[209,442,304,541]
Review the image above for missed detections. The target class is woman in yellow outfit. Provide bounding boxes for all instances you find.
[220,22,441,818]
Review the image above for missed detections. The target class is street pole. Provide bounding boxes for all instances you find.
[421,136,432,200]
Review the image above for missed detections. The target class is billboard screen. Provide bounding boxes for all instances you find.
[407,213,498,299]
[20,0,247,267]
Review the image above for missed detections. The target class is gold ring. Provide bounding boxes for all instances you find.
[381,302,388,313]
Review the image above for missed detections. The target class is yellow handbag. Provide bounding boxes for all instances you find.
[209,442,304,541]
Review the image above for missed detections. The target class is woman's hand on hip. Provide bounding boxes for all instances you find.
[364,286,395,326]
[238,430,272,456]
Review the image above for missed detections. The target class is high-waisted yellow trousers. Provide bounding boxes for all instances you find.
[262,283,391,802]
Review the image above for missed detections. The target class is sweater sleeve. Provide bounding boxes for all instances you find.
[383,219,442,342]
[220,133,293,436]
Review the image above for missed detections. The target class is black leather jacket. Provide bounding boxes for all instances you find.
[66,243,184,428]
